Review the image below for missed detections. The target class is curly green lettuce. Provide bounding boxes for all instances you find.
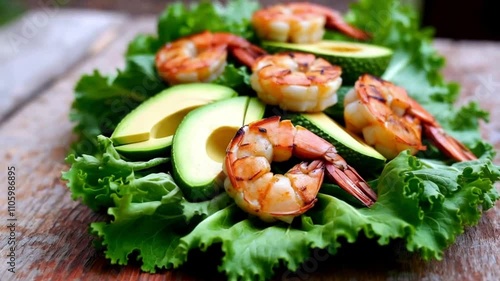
[65,140,499,280]
[62,136,170,210]
[90,176,231,272]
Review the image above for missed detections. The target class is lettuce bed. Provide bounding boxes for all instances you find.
[62,1,500,280]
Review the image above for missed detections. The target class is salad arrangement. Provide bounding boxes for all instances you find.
[62,0,499,280]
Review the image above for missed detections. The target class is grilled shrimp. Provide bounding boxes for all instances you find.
[344,74,476,161]
[252,2,370,43]
[155,31,265,85]
[250,52,342,112]
[223,116,377,223]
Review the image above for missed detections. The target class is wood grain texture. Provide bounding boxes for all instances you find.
[0,15,498,281]
[0,9,125,122]
[434,40,500,164]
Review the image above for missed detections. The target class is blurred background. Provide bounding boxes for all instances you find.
[1,0,499,40]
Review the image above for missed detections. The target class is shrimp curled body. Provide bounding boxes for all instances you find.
[223,116,377,223]
[155,31,264,85]
[252,2,370,43]
[344,74,476,161]
[250,52,342,112]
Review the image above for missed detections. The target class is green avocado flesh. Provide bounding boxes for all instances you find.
[290,112,386,172]
[172,97,266,201]
[111,83,237,159]
[262,40,393,84]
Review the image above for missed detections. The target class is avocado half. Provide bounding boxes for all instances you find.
[111,83,237,159]
[172,97,266,201]
[262,40,393,84]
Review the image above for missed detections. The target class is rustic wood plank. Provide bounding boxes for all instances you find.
[434,40,500,164]
[0,9,126,123]
[0,16,159,281]
[0,21,498,281]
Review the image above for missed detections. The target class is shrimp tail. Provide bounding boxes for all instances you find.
[294,125,377,207]
[230,44,268,68]
[324,10,371,41]
[325,162,377,207]
[423,125,477,162]
[407,95,477,162]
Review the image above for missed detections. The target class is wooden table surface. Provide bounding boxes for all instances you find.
[0,10,499,281]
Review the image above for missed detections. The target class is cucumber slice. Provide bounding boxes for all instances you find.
[290,112,386,172]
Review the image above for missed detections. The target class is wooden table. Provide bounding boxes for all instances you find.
[0,10,499,281]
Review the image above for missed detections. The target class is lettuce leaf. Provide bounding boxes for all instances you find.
[64,136,231,271]
[157,0,257,43]
[63,135,233,271]
[62,136,169,210]
[90,186,231,272]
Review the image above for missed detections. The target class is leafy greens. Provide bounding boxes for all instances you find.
[64,138,499,280]
[63,0,500,280]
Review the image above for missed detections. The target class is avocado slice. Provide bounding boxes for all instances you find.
[111,83,237,159]
[290,112,386,172]
[172,97,266,201]
[262,40,393,84]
